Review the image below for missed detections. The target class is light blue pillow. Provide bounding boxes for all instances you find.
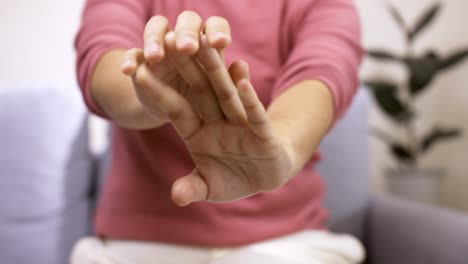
[0,82,94,264]
[317,88,371,241]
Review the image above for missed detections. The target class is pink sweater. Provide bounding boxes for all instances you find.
[76,0,362,246]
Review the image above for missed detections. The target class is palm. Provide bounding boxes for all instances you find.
[151,59,294,204]
[133,33,295,206]
[185,121,293,202]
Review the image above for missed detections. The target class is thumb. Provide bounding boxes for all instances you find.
[171,170,208,206]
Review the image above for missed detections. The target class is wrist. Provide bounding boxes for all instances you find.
[268,80,335,180]
[283,136,314,178]
[282,137,300,178]
[274,125,313,180]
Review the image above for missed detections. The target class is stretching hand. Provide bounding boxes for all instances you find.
[121,12,232,125]
[121,12,296,206]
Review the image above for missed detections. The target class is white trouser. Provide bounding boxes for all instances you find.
[70,230,365,264]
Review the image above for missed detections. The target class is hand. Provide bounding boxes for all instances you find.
[121,11,296,206]
[131,26,296,206]
[121,11,232,124]
[174,48,296,206]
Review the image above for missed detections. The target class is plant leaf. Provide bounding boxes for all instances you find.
[387,4,406,32]
[364,82,413,122]
[421,128,462,153]
[367,50,401,62]
[371,127,399,144]
[439,49,468,71]
[404,52,440,95]
[409,3,442,41]
[391,144,415,164]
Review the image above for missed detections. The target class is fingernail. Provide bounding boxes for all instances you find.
[213,32,230,44]
[147,43,162,56]
[178,36,197,49]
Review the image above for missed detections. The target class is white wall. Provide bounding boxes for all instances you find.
[0,0,85,84]
[358,0,468,211]
[0,0,109,155]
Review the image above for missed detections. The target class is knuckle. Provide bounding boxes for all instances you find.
[219,88,235,101]
[148,15,168,26]
[207,16,228,25]
[145,16,168,36]
[207,16,230,30]
[179,10,201,20]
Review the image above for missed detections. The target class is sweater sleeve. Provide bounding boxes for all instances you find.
[272,0,363,121]
[75,0,151,117]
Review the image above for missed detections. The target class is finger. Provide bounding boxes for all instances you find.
[121,48,145,76]
[204,16,232,50]
[175,11,202,55]
[237,79,275,140]
[164,32,223,123]
[196,35,246,123]
[228,60,250,85]
[134,65,202,140]
[144,16,169,64]
[171,171,208,206]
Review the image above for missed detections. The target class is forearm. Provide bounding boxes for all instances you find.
[90,49,164,129]
[268,80,335,175]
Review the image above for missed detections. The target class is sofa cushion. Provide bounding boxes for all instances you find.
[0,82,94,264]
[317,88,371,241]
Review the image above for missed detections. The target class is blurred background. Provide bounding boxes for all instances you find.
[358,0,468,210]
[1,0,467,264]
[1,1,83,84]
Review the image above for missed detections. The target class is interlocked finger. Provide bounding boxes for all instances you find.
[144,16,170,64]
[204,16,232,50]
[121,48,145,76]
[165,31,223,123]
[237,79,274,141]
[228,60,273,139]
[175,11,203,55]
[196,35,246,123]
[134,64,202,140]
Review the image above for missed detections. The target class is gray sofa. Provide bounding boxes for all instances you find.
[0,83,467,264]
[0,82,94,264]
[318,90,468,264]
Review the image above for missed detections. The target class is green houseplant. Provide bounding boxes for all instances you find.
[364,3,467,203]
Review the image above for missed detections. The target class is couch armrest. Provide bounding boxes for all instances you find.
[367,195,468,264]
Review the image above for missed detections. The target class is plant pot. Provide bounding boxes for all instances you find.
[386,168,443,205]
